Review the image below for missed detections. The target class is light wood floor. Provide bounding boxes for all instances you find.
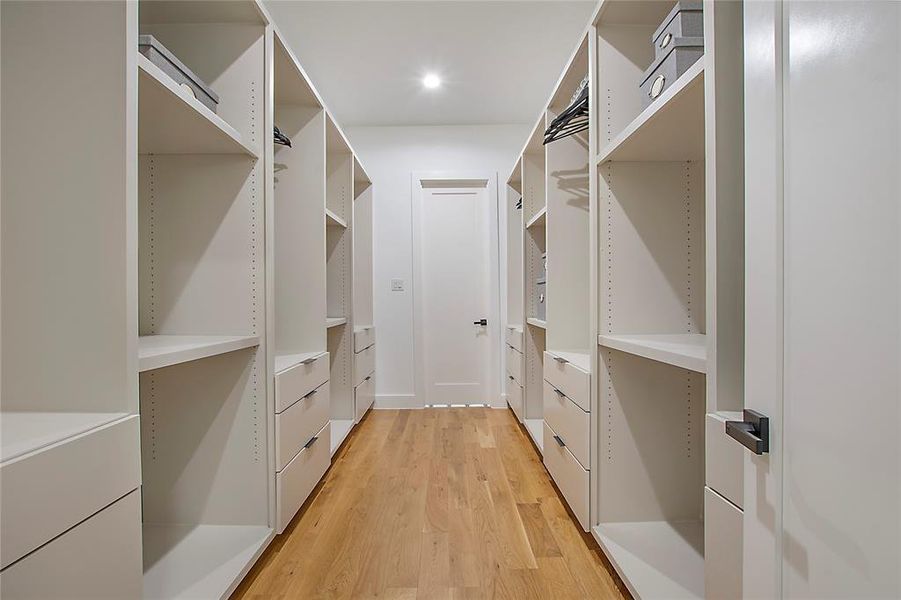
[234,408,626,599]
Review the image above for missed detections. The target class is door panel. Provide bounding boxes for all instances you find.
[420,185,490,405]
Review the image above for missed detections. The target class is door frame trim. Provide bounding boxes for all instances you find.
[411,171,503,409]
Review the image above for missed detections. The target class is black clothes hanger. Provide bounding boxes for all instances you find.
[274,126,292,148]
[543,84,589,145]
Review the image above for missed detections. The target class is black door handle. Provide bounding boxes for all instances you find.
[725,409,769,455]
[473,319,488,326]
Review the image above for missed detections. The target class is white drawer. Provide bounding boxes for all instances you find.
[543,421,589,531]
[706,412,744,509]
[543,380,589,469]
[276,421,330,533]
[506,326,523,353]
[354,344,375,387]
[543,351,590,412]
[705,487,743,600]
[354,326,375,353]
[276,381,330,471]
[355,374,375,422]
[506,375,523,423]
[506,344,523,385]
[0,490,142,599]
[0,415,140,569]
[275,352,329,413]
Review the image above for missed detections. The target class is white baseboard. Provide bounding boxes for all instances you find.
[374,394,421,409]
[491,393,507,409]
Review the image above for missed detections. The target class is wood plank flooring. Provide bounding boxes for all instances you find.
[234,408,626,599]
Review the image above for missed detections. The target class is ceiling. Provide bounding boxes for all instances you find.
[265,0,596,127]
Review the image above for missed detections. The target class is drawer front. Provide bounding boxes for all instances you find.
[0,490,142,599]
[354,326,375,353]
[543,380,589,469]
[543,352,590,412]
[705,487,743,600]
[543,421,589,531]
[506,327,523,353]
[276,421,331,533]
[275,352,329,413]
[506,375,523,423]
[506,345,523,385]
[0,415,141,569]
[276,381,330,471]
[355,374,375,422]
[354,344,375,387]
[706,412,744,509]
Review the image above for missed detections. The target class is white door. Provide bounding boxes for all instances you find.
[417,181,491,406]
[743,2,900,597]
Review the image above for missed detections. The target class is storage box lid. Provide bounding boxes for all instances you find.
[639,37,704,86]
[652,1,703,43]
[138,34,219,103]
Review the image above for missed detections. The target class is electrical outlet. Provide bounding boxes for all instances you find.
[390,279,405,292]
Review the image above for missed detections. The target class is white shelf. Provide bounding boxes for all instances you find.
[137,55,258,158]
[142,523,272,600]
[593,521,704,600]
[138,335,260,372]
[526,317,547,329]
[0,411,131,464]
[597,61,705,164]
[598,334,707,373]
[274,351,326,375]
[139,1,267,26]
[547,350,591,373]
[326,316,348,329]
[325,208,348,229]
[330,419,354,456]
[524,419,544,452]
[526,206,547,229]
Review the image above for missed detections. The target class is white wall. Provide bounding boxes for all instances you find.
[346,124,529,407]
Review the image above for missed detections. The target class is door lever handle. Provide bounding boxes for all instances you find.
[473,319,488,326]
[725,409,769,455]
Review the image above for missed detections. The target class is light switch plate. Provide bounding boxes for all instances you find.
[390,279,405,292]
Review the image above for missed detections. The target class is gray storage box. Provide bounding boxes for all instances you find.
[652,2,703,59]
[536,278,547,321]
[639,37,703,108]
[139,35,219,113]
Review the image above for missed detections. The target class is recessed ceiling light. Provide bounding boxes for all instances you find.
[423,73,441,89]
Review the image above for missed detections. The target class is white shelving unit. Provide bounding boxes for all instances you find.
[352,157,376,423]
[591,0,746,597]
[326,317,348,328]
[136,3,273,596]
[1,2,144,595]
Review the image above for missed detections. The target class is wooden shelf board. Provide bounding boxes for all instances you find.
[592,521,704,600]
[546,350,591,373]
[142,523,272,600]
[330,419,355,456]
[274,33,321,108]
[325,209,348,229]
[0,412,132,464]
[526,206,547,229]
[526,318,547,329]
[326,317,348,329]
[138,335,259,372]
[524,419,544,453]
[274,351,326,375]
[598,333,707,373]
[138,56,259,158]
[596,61,705,164]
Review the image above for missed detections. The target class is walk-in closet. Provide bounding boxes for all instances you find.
[2,0,899,598]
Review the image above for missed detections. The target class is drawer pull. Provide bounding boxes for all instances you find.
[553,388,565,400]
[304,436,319,449]
[300,356,318,365]
[364,376,372,382]
[508,375,515,381]
[303,388,318,400]
[552,355,568,364]
[553,435,566,447]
